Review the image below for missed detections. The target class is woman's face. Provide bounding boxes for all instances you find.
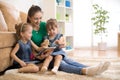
[29,11,42,27]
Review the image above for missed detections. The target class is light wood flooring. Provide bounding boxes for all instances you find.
[67,48,120,59]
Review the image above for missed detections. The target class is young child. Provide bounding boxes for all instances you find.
[40,19,67,74]
[40,18,111,76]
[11,22,44,73]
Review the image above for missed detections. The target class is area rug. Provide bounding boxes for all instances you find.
[0,57,120,80]
[0,69,111,80]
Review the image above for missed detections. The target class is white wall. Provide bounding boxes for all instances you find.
[92,0,120,48]
[73,0,92,48]
[0,0,43,13]
[1,0,120,48]
[73,0,120,48]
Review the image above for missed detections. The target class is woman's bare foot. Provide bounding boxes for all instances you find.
[40,66,47,73]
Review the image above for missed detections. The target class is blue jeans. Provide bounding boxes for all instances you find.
[59,58,88,74]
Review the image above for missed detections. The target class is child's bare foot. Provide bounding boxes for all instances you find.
[40,66,47,73]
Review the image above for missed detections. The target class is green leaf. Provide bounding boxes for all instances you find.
[91,4,109,37]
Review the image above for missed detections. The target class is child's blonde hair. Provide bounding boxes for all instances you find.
[46,18,58,31]
[15,22,32,40]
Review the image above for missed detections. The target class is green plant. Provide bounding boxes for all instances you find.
[91,4,109,42]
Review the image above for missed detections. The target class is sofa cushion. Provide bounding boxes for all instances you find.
[0,1,21,32]
[0,32,16,72]
[20,11,27,23]
[0,47,13,72]
[0,10,8,31]
[0,32,16,48]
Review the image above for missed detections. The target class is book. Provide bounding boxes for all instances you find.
[25,60,40,64]
[36,47,55,56]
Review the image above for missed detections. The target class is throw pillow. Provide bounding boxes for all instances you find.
[0,10,8,31]
[0,1,21,32]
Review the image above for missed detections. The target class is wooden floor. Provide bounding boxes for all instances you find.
[68,48,120,59]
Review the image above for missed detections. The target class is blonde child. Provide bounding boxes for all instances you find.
[40,19,67,74]
[11,22,46,73]
[40,19,111,76]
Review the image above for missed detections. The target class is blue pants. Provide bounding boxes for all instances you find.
[59,58,88,74]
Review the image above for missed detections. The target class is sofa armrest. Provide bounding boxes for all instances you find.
[0,32,16,72]
[0,32,16,48]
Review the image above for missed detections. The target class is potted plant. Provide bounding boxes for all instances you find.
[91,4,109,50]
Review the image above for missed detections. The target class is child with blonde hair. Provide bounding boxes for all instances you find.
[40,18,111,76]
[11,22,46,73]
[40,19,67,74]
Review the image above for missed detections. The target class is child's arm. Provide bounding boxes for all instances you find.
[11,43,26,67]
[55,36,66,48]
[30,40,43,52]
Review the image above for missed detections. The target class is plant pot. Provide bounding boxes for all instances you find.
[98,42,107,50]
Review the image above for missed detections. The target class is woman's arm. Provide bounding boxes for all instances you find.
[11,43,26,67]
[30,40,43,52]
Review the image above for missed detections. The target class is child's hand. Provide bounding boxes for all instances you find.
[41,49,52,57]
[55,39,64,46]
[36,49,53,60]
[20,61,27,67]
[41,39,49,48]
[58,44,65,48]
[55,40,62,45]
[36,53,48,60]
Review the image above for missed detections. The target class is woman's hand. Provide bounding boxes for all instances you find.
[19,61,27,67]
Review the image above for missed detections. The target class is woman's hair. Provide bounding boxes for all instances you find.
[15,23,31,39]
[27,5,42,23]
[46,18,58,31]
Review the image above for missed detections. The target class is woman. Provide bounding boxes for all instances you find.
[27,5,47,47]
[27,5,110,76]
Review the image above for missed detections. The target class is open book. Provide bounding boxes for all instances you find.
[36,47,55,56]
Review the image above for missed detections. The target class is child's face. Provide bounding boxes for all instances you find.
[48,27,58,36]
[21,26,33,40]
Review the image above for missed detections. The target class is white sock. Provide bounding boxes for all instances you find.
[86,62,103,76]
[51,66,58,74]
[97,61,110,74]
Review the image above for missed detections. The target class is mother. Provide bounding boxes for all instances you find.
[27,5,110,76]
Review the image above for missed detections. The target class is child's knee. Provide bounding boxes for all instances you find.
[32,66,39,72]
[46,55,53,61]
[28,63,35,66]
[28,64,39,72]
[55,55,62,59]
